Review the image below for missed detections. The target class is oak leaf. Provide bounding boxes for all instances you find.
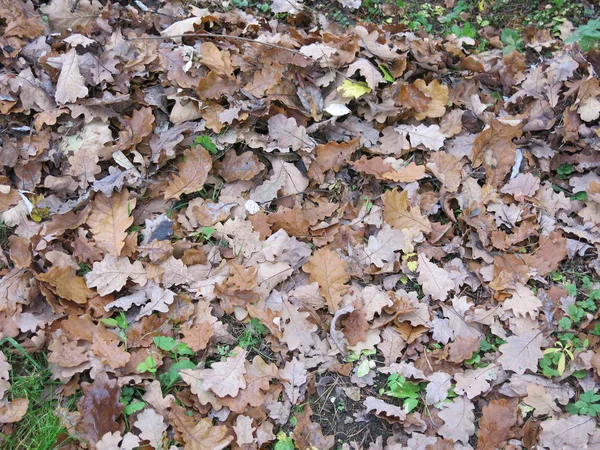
[395,124,445,151]
[454,365,506,399]
[538,415,596,450]
[0,398,28,424]
[503,283,542,320]
[471,120,522,187]
[417,254,454,301]
[383,189,432,234]
[134,408,168,449]
[302,248,350,313]
[437,396,476,444]
[86,255,147,296]
[196,347,247,398]
[280,298,318,352]
[280,357,308,404]
[170,407,233,450]
[523,383,560,416]
[477,399,517,450]
[55,49,88,104]
[364,396,406,423]
[164,147,211,200]
[77,373,124,444]
[87,189,135,257]
[37,266,94,304]
[497,331,544,375]
[199,42,233,78]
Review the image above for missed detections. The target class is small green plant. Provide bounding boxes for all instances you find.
[501,28,524,54]
[562,278,600,326]
[153,336,195,356]
[380,373,426,413]
[120,385,146,418]
[274,431,295,450]
[345,348,376,363]
[100,312,129,349]
[564,17,600,51]
[137,356,158,375]
[238,318,268,350]
[450,22,477,39]
[566,390,600,417]
[464,335,506,367]
[152,336,196,390]
[539,334,587,377]
[190,226,216,242]
[77,262,91,276]
[556,163,574,180]
[193,135,218,154]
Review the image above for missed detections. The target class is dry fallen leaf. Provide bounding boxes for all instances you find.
[303,248,350,313]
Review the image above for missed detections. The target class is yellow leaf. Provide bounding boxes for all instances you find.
[337,79,371,99]
[557,353,566,376]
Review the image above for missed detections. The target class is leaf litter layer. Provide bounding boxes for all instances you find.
[1,1,600,449]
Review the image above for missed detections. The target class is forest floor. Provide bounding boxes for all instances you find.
[0,0,600,449]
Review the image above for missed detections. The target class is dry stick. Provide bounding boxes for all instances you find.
[125,32,312,58]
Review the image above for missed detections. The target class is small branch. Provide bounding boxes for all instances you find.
[125,32,311,58]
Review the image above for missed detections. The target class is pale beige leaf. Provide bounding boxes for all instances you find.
[417,254,454,301]
[365,225,406,268]
[87,189,135,257]
[96,431,122,450]
[347,58,384,89]
[454,365,506,399]
[523,383,560,417]
[497,331,544,375]
[578,96,600,122]
[199,347,247,398]
[280,357,307,404]
[55,49,88,104]
[500,172,540,201]
[396,124,445,151]
[134,408,168,449]
[302,248,350,313]
[364,396,406,422]
[280,298,318,352]
[539,415,596,450]
[362,285,393,321]
[86,255,147,296]
[233,415,255,446]
[41,0,102,32]
[437,396,475,445]
[425,372,452,405]
[503,283,542,320]
[164,147,212,199]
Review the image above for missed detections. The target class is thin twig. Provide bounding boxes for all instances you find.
[125,32,311,58]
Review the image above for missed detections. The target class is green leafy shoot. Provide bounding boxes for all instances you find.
[566,390,600,417]
[137,356,157,375]
[564,17,600,51]
[380,373,426,413]
[501,28,524,54]
[193,135,218,154]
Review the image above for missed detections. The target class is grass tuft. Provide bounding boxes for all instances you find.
[0,343,78,450]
